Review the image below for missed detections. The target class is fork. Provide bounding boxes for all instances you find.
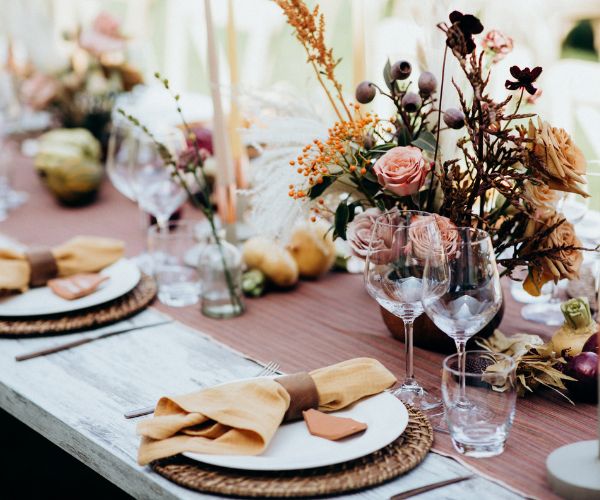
[123,361,280,419]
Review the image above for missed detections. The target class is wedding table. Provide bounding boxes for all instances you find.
[0,155,597,499]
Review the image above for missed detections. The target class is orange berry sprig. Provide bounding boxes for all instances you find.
[287,114,380,200]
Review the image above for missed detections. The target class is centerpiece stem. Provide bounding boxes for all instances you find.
[404,319,416,386]
[455,337,467,402]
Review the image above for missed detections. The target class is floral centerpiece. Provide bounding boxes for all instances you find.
[271,1,591,299]
[21,12,143,147]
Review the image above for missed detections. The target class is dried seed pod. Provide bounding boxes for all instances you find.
[355,81,376,104]
[401,92,422,113]
[418,71,437,95]
[391,60,412,80]
[443,108,466,129]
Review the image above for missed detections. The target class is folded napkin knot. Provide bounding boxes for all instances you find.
[275,373,319,422]
[25,248,58,287]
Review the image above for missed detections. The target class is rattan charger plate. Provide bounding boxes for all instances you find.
[0,274,157,336]
[152,404,433,498]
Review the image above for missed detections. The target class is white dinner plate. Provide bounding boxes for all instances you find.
[184,390,408,471]
[0,258,140,317]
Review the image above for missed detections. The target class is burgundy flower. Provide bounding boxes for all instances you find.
[448,11,483,54]
[505,66,542,95]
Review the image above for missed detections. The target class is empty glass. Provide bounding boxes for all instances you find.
[128,130,187,231]
[442,350,517,457]
[364,209,443,410]
[199,239,245,319]
[422,227,503,405]
[148,221,201,307]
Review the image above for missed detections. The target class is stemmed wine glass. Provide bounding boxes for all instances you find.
[106,121,187,271]
[422,227,503,404]
[364,209,443,410]
[520,188,590,325]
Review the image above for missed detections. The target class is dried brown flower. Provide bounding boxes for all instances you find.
[523,211,583,295]
[527,118,588,196]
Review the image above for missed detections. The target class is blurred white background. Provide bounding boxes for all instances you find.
[1,0,599,202]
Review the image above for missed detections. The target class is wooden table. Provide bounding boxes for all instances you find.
[0,156,597,498]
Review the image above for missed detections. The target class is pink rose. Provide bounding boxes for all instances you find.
[482,30,513,63]
[21,73,60,110]
[408,214,460,260]
[373,146,431,197]
[79,12,126,56]
[347,208,394,263]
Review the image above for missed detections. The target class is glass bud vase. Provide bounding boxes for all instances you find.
[198,238,245,319]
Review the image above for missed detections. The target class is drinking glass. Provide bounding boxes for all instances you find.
[199,238,245,319]
[364,209,443,410]
[521,189,591,325]
[128,130,187,232]
[422,227,503,405]
[148,220,201,307]
[442,350,516,457]
[106,120,138,202]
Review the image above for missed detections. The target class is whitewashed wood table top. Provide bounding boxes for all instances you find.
[0,308,523,499]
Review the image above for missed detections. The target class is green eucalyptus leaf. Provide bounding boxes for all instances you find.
[383,59,393,93]
[308,175,335,199]
[334,202,350,240]
[411,129,437,153]
[396,125,411,147]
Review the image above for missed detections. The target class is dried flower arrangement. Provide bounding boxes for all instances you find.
[272,0,594,295]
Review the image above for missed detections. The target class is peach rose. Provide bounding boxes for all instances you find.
[527,118,588,197]
[408,214,459,261]
[347,208,395,263]
[373,146,431,197]
[79,12,126,56]
[523,211,583,295]
[21,73,60,111]
[523,180,557,212]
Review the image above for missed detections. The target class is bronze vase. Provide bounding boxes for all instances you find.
[380,294,505,354]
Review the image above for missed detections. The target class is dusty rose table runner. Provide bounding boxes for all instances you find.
[3,155,597,499]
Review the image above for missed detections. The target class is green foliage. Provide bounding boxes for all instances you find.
[411,129,437,154]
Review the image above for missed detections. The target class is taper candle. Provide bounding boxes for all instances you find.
[352,0,366,90]
[204,0,235,190]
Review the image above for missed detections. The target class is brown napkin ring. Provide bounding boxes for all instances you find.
[26,248,58,287]
[275,372,319,422]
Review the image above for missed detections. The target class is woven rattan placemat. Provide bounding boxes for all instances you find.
[0,274,157,336]
[152,404,433,498]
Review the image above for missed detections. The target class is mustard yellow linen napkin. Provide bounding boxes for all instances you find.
[0,236,125,291]
[137,358,396,465]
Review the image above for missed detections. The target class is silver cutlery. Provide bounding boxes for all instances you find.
[15,320,172,362]
[390,475,473,499]
[123,360,281,419]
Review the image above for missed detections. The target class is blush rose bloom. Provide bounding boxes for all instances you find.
[373,146,431,197]
[347,208,395,263]
[79,12,127,56]
[408,214,459,261]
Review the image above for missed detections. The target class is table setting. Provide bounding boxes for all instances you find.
[0,1,599,499]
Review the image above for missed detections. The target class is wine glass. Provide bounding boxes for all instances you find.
[364,209,443,410]
[422,227,503,406]
[520,187,591,325]
[106,121,187,272]
[106,120,138,202]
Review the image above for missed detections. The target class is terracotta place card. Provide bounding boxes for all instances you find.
[47,273,109,300]
[302,408,367,441]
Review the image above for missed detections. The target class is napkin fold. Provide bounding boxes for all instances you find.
[0,236,125,291]
[137,358,396,465]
